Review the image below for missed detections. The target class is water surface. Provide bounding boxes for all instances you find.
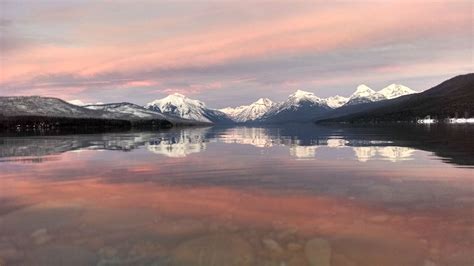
[0,125,473,266]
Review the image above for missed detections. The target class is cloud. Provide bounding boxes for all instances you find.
[0,1,472,106]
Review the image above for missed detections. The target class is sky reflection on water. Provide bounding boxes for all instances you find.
[0,125,473,266]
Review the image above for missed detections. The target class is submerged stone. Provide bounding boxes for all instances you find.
[304,238,331,266]
[0,203,83,236]
[172,234,254,266]
[262,238,284,254]
[287,242,302,252]
[26,245,97,266]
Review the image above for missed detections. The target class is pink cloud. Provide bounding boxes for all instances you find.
[121,80,158,88]
[1,1,471,96]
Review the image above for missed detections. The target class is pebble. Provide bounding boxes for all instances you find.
[424,259,437,266]
[172,234,254,266]
[0,203,82,235]
[98,247,118,258]
[287,254,309,266]
[277,228,298,240]
[34,234,53,245]
[304,238,331,266]
[129,241,165,257]
[86,238,105,249]
[331,253,356,266]
[31,228,53,245]
[262,238,284,254]
[153,219,207,237]
[25,245,97,266]
[31,229,48,238]
[287,242,302,252]
[0,243,23,261]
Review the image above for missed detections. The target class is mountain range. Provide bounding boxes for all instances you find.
[317,73,474,123]
[0,96,206,132]
[1,74,472,131]
[140,83,417,124]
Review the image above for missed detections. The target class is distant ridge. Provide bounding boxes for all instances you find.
[220,98,275,123]
[84,102,206,126]
[8,74,473,126]
[0,96,203,132]
[219,84,416,123]
[316,73,474,123]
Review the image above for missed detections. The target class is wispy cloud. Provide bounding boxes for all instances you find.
[1,1,472,106]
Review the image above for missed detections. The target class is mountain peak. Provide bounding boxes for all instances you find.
[148,93,206,108]
[344,84,384,106]
[254,98,273,105]
[323,95,349,108]
[220,98,276,122]
[353,84,375,95]
[378,84,417,99]
[145,93,216,123]
[290,89,314,98]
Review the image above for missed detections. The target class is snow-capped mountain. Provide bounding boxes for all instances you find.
[257,90,332,123]
[85,102,204,125]
[0,96,208,129]
[2,82,418,126]
[145,93,232,124]
[283,89,327,107]
[378,84,417,99]
[323,95,349,108]
[344,84,416,106]
[344,85,386,106]
[220,98,276,123]
[0,96,121,119]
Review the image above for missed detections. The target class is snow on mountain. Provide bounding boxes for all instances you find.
[0,96,118,119]
[344,84,386,106]
[67,99,104,106]
[220,90,332,123]
[344,84,417,106]
[258,90,332,123]
[220,98,275,122]
[378,84,417,99]
[145,93,232,124]
[0,95,182,127]
[2,83,417,126]
[85,103,168,119]
[323,95,349,108]
[284,89,326,107]
[268,90,328,113]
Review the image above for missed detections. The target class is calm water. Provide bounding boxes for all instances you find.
[0,125,473,266]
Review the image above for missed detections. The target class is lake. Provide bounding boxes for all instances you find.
[0,124,473,266]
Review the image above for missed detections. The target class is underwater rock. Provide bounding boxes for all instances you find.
[172,234,254,266]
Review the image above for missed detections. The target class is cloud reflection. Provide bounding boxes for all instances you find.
[0,125,472,166]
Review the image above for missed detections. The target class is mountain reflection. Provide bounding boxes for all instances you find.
[353,146,415,162]
[0,124,472,166]
[146,128,209,158]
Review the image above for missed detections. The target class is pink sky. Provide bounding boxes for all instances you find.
[0,0,472,107]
